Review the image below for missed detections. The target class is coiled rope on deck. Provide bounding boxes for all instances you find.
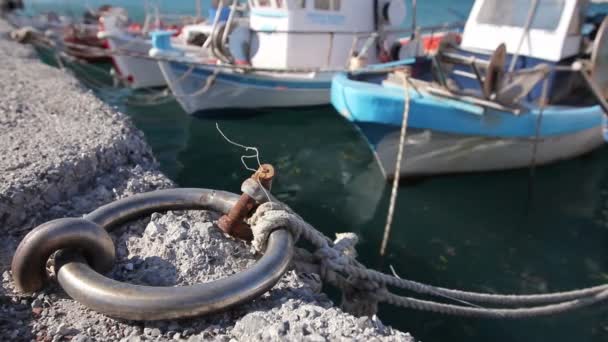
[248,198,608,319]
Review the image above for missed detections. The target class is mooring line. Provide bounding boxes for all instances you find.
[380,69,411,256]
[389,265,485,309]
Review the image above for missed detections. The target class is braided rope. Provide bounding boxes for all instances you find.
[248,201,608,318]
[378,289,608,318]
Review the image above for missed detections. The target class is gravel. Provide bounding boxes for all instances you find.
[0,18,413,342]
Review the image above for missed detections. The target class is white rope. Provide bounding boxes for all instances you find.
[245,185,608,318]
[380,69,411,256]
[216,124,272,204]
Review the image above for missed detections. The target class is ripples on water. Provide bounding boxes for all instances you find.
[123,99,608,342]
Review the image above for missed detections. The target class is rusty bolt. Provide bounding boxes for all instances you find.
[218,164,275,240]
[253,164,275,190]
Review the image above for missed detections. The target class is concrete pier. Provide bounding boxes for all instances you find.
[0,19,412,341]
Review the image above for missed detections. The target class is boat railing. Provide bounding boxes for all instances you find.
[245,21,464,37]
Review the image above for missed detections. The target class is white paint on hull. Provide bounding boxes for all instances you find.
[372,126,605,179]
[158,61,330,114]
[107,36,166,89]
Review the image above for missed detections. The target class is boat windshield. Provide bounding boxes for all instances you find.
[476,0,566,31]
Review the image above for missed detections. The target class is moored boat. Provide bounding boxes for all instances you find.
[332,0,608,179]
[149,0,415,114]
[97,5,223,89]
[6,5,113,63]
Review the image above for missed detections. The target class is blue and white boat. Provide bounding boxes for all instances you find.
[332,0,608,179]
[148,0,412,114]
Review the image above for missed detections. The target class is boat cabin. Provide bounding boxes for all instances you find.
[246,0,405,69]
[461,0,588,62]
[425,0,602,107]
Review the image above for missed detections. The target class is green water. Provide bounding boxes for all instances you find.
[36,30,608,342]
[118,99,608,342]
[27,0,608,340]
[38,40,608,342]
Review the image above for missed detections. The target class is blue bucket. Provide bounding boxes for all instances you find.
[150,30,175,51]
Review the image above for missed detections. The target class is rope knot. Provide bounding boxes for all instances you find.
[249,202,302,253]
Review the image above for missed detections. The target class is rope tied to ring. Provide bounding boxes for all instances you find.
[248,201,385,316]
[246,189,608,319]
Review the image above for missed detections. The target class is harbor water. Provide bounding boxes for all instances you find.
[28,0,608,341]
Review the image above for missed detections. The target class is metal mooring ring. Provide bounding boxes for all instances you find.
[12,218,116,293]
[12,188,294,320]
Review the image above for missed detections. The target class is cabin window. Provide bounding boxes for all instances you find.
[477,0,565,31]
[314,0,329,10]
[314,0,340,11]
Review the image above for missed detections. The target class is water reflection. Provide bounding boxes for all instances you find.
[123,95,608,342]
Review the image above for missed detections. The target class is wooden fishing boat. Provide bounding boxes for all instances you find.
[149,0,429,114]
[97,6,210,89]
[331,0,608,179]
[6,6,113,63]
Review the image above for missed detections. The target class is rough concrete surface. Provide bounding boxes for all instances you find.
[0,18,413,342]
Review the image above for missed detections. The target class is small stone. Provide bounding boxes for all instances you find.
[357,316,372,329]
[31,307,43,317]
[54,323,77,336]
[144,327,161,337]
[167,228,188,243]
[173,333,182,340]
[121,336,142,342]
[234,313,270,337]
[145,221,166,238]
[277,321,290,335]
[72,334,90,342]
[31,298,43,308]
[124,263,134,271]
[305,334,326,342]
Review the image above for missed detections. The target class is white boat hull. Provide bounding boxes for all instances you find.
[369,126,605,179]
[106,35,166,89]
[157,61,331,114]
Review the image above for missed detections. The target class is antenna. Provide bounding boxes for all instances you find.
[411,0,417,39]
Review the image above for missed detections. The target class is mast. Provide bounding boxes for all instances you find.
[195,0,201,21]
[411,0,417,38]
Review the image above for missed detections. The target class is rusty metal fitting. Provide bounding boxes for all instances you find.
[253,164,275,190]
[218,164,275,240]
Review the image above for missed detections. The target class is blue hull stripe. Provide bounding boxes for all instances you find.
[171,62,331,90]
[331,72,604,138]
